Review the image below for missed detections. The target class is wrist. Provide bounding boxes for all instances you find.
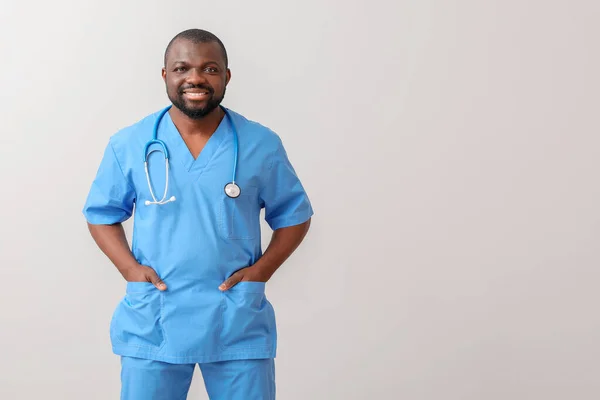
[250,262,277,280]
[119,260,142,277]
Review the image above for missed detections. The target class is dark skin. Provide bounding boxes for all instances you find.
[162,39,231,158]
[87,39,311,292]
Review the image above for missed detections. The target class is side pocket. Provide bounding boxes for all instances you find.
[219,186,260,240]
[111,282,165,349]
[220,281,275,351]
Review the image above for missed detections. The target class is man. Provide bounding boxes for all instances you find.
[82,28,313,400]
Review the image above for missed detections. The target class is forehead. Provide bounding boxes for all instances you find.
[166,39,225,66]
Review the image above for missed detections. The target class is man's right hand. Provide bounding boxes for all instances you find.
[123,264,167,291]
[86,223,167,291]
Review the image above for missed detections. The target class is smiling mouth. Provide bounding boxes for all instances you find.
[182,90,210,100]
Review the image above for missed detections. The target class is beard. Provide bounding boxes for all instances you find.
[169,85,226,119]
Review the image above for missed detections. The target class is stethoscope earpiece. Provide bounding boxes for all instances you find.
[144,196,176,206]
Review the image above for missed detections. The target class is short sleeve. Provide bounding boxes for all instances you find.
[260,138,314,230]
[82,140,136,225]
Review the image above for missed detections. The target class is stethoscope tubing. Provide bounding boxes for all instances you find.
[143,105,240,206]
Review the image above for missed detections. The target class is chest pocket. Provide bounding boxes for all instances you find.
[219,185,260,240]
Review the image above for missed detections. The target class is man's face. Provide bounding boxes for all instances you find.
[162,39,230,119]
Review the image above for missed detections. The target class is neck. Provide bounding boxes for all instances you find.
[168,106,225,137]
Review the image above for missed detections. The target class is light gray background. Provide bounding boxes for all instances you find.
[1,0,598,399]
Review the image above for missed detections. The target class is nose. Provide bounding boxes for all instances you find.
[185,68,207,84]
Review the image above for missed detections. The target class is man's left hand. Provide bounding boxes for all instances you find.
[218,266,271,291]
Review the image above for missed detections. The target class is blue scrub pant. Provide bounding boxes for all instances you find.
[120,356,275,400]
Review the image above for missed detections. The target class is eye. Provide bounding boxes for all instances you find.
[174,66,187,72]
[204,67,218,73]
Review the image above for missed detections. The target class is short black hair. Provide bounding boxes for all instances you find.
[164,29,228,68]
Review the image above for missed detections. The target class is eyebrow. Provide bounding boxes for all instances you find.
[171,60,220,66]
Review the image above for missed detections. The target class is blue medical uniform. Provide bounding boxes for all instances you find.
[82,107,313,398]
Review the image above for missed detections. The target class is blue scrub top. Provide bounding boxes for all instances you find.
[82,107,314,364]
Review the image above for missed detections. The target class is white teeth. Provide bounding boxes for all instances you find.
[185,92,208,97]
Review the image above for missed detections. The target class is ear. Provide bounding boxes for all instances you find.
[162,67,167,82]
[225,68,231,86]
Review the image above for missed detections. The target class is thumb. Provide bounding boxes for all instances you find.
[147,270,167,291]
[219,272,242,291]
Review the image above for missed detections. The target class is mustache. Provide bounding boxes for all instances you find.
[179,84,214,94]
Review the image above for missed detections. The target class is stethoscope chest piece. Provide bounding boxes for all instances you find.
[224,182,241,198]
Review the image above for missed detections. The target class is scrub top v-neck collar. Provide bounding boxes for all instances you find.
[161,110,231,174]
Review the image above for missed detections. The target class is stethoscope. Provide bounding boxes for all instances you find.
[143,105,241,206]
